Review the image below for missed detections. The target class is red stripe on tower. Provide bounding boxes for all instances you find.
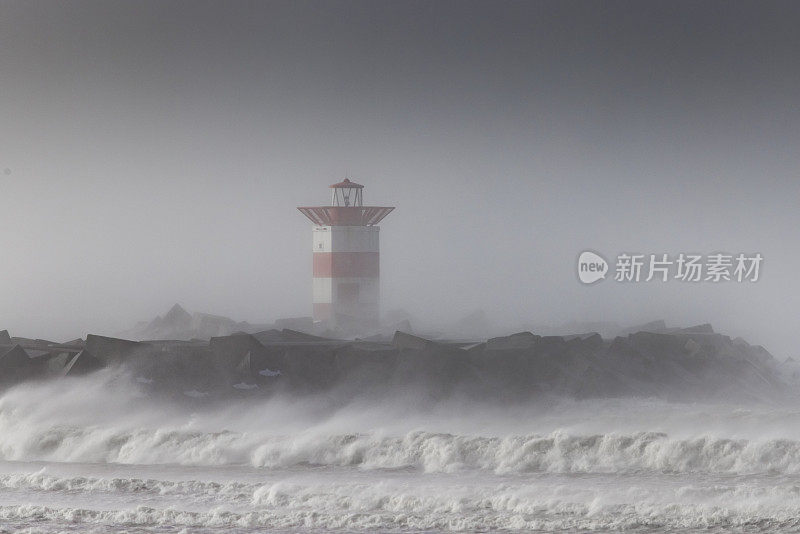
[313,252,380,278]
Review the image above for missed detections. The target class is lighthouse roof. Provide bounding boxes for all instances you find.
[329,178,364,189]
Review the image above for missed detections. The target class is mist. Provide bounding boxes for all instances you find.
[1,1,798,357]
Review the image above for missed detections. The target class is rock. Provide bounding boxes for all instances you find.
[376,319,413,339]
[0,345,36,383]
[46,352,73,374]
[192,313,239,338]
[210,334,265,364]
[746,344,774,364]
[137,340,215,386]
[676,333,733,356]
[566,332,603,350]
[236,350,254,377]
[0,330,10,345]
[391,319,413,334]
[85,334,144,364]
[162,303,193,329]
[0,318,787,402]
[680,324,714,334]
[252,329,286,344]
[274,317,314,332]
[616,320,668,336]
[536,336,567,349]
[608,336,644,358]
[63,349,104,376]
[684,338,701,355]
[544,321,621,338]
[392,331,438,351]
[119,305,272,342]
[9,337,58,350]
[486,332,539,350]
[209,333,284,384]
[279,329,333,342]
[628,331,688,356]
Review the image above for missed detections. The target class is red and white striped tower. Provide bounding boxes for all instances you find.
[298,179,394,331]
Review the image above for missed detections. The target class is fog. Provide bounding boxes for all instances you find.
[1,1,799,357]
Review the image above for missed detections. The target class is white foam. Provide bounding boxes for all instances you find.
[3,372,800,531]
[3,482,800,533]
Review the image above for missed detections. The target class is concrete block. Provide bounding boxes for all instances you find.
[85,334,144,364]
[486,332,539,350]
[392,331,438,351]
[63,349,104,376]
[0,345,35,383]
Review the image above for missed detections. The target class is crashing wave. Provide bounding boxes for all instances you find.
[5,425,800,475]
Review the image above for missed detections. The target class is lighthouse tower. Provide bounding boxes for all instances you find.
[298,179,394,331]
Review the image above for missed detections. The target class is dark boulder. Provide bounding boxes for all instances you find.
[0,345,36,384]
[85,334,145,364]
[63,349,104,376]
[392,331,438,351]
[486,332,539,350]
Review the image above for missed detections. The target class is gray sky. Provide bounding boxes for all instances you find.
[1,1,799,356]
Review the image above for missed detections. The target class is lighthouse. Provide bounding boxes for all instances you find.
[298,179,394,331]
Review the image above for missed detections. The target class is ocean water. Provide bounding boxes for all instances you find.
[2,370,800,533]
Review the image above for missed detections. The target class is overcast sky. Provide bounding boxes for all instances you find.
[1,1,799,356]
